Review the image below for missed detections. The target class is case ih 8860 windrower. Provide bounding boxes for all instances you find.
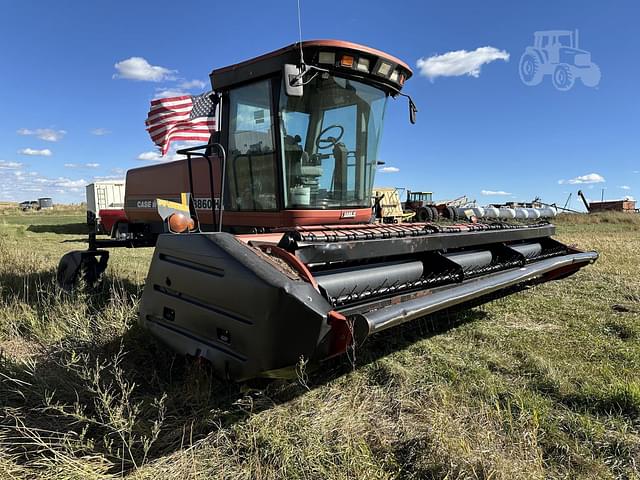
[58,40,597,380]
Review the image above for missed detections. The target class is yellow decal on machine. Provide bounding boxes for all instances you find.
[157,193,189,213]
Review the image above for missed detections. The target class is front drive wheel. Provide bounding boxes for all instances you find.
[553,64,575,91]
[581,63,601,87]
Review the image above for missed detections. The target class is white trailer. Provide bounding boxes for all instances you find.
[85,181,125,228]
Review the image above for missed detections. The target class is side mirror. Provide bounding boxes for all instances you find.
[284,64,304,97]
[409,97,417,124]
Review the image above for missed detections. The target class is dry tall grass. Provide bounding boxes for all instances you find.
[0,212,638,479]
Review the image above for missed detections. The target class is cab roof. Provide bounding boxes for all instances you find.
[210,39,413,93]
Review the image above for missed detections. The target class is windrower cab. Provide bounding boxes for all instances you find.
[58,41,597,381]
[123,40,415,232]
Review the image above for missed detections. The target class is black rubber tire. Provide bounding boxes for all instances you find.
[56,251,109,291]
[416,207,431,222]
[57,251,83,291]
[444,206,453,220]
[429,206,439,220]
[81,255,100,286]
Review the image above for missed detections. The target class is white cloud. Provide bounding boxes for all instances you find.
[633,171,639,174]
[154,88,188,99]
[53,177,86,188]
[37,129,65,142]
[23,175,86,188]
[65,162,101,168]
[0,167,90,203]
[619,185,631,190]
[624,195,635,201]
[153,81,207,98]
[113,57,176,82]
[137,142,200,163]
[481,189,512,196]
[18,148,52,156]
[92,175,125,181]
[558,173,605,185]
[0,160,22,169]
[416,46,510,80]
[378,166,400,173]
[137,151,163,161]
[17,128,66,142]
[91,128,111,136]
[179,79,206,90]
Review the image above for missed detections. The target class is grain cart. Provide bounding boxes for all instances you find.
[58,40,598,380]
[85,181,126,233]
[519,30,601,91]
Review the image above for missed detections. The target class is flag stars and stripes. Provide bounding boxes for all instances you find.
[145,93,217,155]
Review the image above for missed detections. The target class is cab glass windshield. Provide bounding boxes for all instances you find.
[280,75,387,209]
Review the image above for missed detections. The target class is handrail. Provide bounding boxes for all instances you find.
[176,143,227,232]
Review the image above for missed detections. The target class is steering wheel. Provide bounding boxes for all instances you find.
[315,125,344,150]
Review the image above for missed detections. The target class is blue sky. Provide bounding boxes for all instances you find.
[1,0,638,209]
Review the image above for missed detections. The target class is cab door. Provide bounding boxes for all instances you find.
[225,79,279,212]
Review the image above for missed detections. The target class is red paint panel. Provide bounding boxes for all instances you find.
[99,208,127,234]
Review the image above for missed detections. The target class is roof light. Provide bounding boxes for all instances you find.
[340,55,354,68]
[318,51,335,64]
[398,73,406,86]
[376,61,393,77]
[356,57,370,73]
[390,70,399,83]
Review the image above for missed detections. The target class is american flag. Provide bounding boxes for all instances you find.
[145,93,217,155]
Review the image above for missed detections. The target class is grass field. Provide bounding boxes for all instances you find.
[0,208,638,479]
